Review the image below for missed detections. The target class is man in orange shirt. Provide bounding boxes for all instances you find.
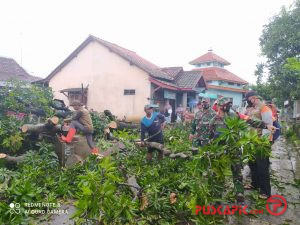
[244,91,274,199]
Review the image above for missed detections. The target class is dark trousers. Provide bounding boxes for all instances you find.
[70,120,95,149]
[249,155,271,196]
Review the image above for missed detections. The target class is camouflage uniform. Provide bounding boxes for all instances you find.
[209,97,271,196]
[209,98,244,195]
[191,108,216,146]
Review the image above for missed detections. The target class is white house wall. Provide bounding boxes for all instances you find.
[49,41,151,121]
[205,88,243,107]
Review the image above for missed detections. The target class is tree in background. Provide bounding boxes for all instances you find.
[253,0,300,106]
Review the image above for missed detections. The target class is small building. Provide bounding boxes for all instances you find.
[190,50,248,107]
[40,35,207,121]
[0,56,40,86]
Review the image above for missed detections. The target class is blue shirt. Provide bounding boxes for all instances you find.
[141,112,165,142]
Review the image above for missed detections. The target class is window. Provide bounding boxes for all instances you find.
[69,92,87,105]
[237,84,241,86]
[228,82,234,85]
[124,89,135,95]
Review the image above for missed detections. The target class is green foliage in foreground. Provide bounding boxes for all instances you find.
[0,117,271,225]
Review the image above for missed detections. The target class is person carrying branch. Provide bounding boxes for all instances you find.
[209,97,276,203]
[60,100,99,155]
[141,104,166,162]
[243,91,277,199]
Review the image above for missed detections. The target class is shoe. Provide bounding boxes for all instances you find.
[259,194,269,200]
[91,148,99,155]
[60,128,76,143]
[244,184,254,190]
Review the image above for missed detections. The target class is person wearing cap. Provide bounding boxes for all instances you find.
[209,97,245,202]
[141,104,166,161]
[189,99,215,146]
[61,100,99,155]
[243,91,275,199]
[209,97,276,202]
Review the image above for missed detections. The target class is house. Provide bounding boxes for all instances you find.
[190,50,248,107]
[40,35,207,121]
[0,56,40,86]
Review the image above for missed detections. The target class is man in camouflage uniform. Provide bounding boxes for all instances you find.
[209,97,245,202]
[209,97,276,202]
[189,99,216,147]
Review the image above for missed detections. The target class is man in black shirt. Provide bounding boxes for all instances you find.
[141,104,166,161]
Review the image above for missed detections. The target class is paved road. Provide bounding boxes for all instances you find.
[230,137,300,225]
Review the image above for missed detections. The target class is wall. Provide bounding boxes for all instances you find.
[49,41,151,121]
[205,88,243,106]
[195,62,224,68]
[206,80,244,89]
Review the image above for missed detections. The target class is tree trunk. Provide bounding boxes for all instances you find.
[101,142,126,157]
[116,121,139,130]
[21,116,62,134]
[138,141,190,159]
[47,116,59,126]
[0,153,26,163]
[21,124,62,133]
[127,175,141,200]
[144,141,172,155]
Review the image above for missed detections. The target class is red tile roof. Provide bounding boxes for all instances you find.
[0,57,41,82]
[193,67,248,84]
[149,74,207,91]
[175,71,203,89]
[160,68,206,89]
[189,51,230,65]
[44,35,173,82]
[161,67,183,79]
[42,35,207,91]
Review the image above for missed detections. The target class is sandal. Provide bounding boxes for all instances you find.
[259,194,269,200]
[244,184,254,190]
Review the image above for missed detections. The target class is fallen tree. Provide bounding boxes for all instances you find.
[135,141,191,159]
[21,116,63,134]
[116,121,139,130]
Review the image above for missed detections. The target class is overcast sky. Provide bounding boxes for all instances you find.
[0,0,295,84]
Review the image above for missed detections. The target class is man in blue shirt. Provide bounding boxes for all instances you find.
[141,104,166,161]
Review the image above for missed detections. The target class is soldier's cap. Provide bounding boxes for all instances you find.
[243,91,257,101]
[144,104,159,110]
[217,97,232,106]
[70,100,83,106]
